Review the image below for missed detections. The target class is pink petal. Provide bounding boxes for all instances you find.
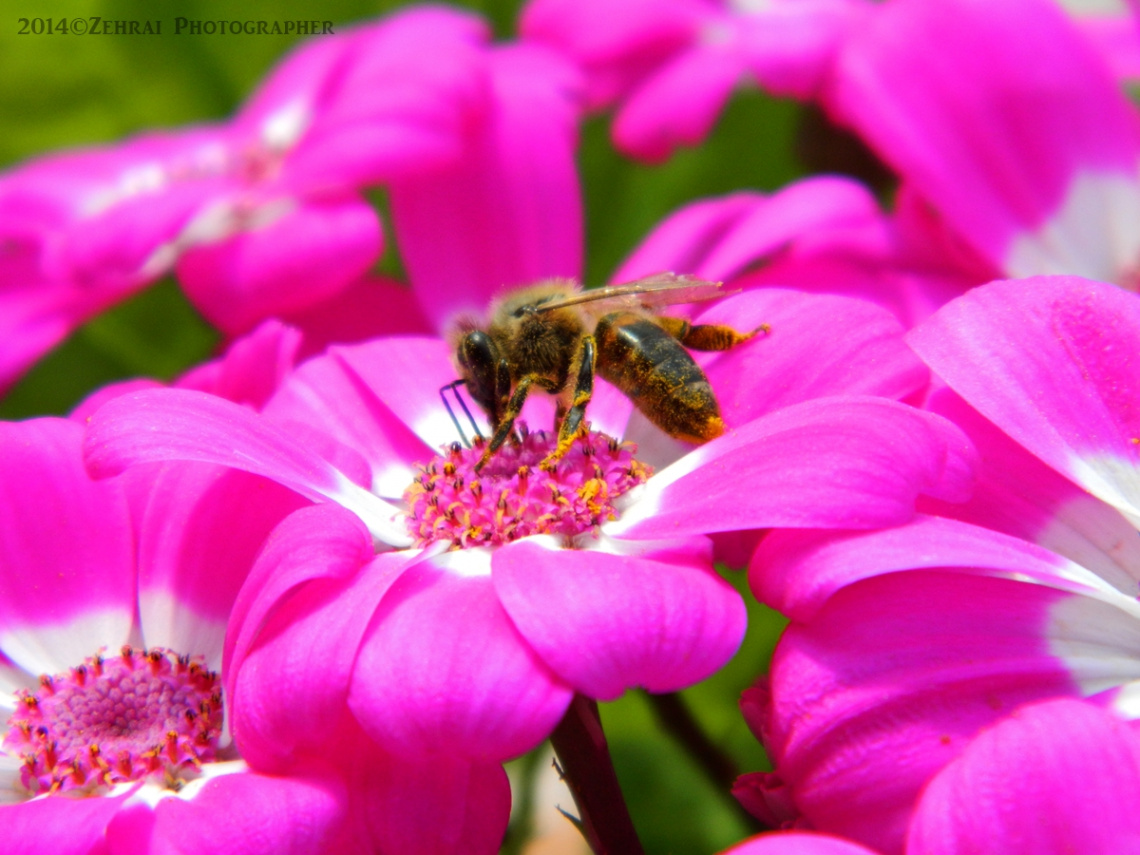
[352,749,510,855]
[0,419,135,675]
[1,126,234,288]
[613,42,744,161]
[753,514,1108,622]
[82,388,409,544]
[732,253,973,335]
[349,549,573,761]
[691,288,928,427]
[134,463,308,668]
[390,43,583,331]
[234,11,488,185]
[60,179,227,287]
[0,279,130,395]
[920,390,1140,597]
[281,276,434,360]
[614,177,889,284]
[275,9,492,188]
[608,397,975,540]
[176,197,381,335]
[175,319,303,409]
[493,536,745,698]
[892,181,1002,284]
[908,699,1140,854]
[767,570,1080,853]
[735,0,869,100]
[2,788,132,855]
[261,348,433,498]
[233,21,350,139]
[613,193,763,280]
[520,0,707,108]
[721,831,881,855]
[332,336,481,450]
[733,761,803,833]
[225,504,387,771]
[1076,13,1140,83]
[70,379,165,423]
[908,275,1140,524]
[825,0,1140,280]
[108,769,346,855]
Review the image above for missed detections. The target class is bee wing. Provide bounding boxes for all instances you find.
[533,273,732,314]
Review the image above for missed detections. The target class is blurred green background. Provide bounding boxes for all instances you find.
[2,1,802,851]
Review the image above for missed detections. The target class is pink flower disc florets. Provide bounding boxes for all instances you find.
[404,426,653,549]
[3,646,223,795]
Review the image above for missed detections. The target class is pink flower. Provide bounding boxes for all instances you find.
[174,7,495,334]
[729,698,1140,854]
[820,0,1140,288]
[389,41,584,332]
[0,416,510,853]
[722,831,879,855]
[0,418,338,852]
[523,0,1140,318]
[611,174,972,327]
[734,697,1140,855]
[745,275,1140,853]
[0,6,577,394]
[521,0,869,160]
[0,126,234,396]
[906,698,1140,853]
[80,284,970,809]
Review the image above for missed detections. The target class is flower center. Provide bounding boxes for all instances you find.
[3,646,223,796]
[403,425,652,548]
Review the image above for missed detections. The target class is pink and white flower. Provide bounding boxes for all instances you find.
[0,416,510,853]
[525,0,1140,320]
[80,284,970,790]
[520,0,869,161]
[743,275,1140,854]
[0,418,338,852]
[728,699,1140,854]
[1,6,580,395]
[611,174,975,327]
[820,0,1140,288]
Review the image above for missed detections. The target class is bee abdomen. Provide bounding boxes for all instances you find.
[595,314,724,443]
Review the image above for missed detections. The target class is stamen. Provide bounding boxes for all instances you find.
[403,424,651,548]
[2,648,223,796]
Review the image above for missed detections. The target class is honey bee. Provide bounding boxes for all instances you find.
[449,273,763,471]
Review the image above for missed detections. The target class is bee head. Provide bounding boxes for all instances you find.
[454,329,500,415]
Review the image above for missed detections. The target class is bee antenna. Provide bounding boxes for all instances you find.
[439,380,484,449]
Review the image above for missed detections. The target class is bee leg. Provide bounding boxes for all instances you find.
[541,336,596,471]
[655,316,767,351]
[493,357,517,444]
[475,375,537,472]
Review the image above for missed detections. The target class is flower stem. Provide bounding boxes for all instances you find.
[549,693,645,855]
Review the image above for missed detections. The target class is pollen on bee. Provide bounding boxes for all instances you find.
[402,422,652,549]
